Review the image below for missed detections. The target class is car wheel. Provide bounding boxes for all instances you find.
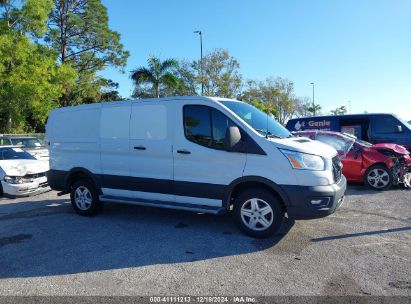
[70,179,102,216]
[364,164,393,190]
[233,188,285,238]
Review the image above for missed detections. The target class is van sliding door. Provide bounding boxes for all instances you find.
[125,103,174,202]
[100,103,132,196]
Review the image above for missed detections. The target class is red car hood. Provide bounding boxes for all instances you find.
[371,143,410,155]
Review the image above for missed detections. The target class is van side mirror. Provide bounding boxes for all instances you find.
[395,125,403,133]
[224,126,242,152]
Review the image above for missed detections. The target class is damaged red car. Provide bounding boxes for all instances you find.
[294,130,411,190]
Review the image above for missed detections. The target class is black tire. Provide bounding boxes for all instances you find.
[70,179,102,216]
[0,182,3,197]
[233,188,285,238]
[364,164,393,191]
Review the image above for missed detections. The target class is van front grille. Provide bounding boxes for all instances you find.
[332,155,342,183]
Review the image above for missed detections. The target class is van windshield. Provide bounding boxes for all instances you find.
[220,101,292,138]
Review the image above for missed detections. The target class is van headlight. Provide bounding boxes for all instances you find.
[4,176,25,184]
[280,149,325,171]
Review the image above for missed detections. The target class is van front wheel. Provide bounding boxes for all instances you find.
[233,189,284,238]
[70,179,102,216]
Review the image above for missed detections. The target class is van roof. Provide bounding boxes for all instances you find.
[49,96,242,112]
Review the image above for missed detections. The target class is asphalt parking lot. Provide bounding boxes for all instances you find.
[0,186,410,296]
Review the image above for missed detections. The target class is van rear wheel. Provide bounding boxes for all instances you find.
[233,188,284,238]
[70,179,102,216]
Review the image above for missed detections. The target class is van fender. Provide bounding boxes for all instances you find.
[64,167,102,194]
[223,176,291,209]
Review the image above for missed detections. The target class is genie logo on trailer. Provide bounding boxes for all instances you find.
[294,119,333,131]
[294,121,305,130]
[308,120,332,128]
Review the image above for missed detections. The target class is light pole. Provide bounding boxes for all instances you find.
[310,82,315,116]
[194,30,204,95]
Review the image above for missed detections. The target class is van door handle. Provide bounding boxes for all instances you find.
[177,149,191,154]
[134,146,146,150]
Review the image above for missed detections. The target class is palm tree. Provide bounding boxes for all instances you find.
[308,104,322,116]
[131,55,179,98]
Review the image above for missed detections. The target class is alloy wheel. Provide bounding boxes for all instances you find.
[74,186,93,210]
[367,168,390,189]
[240,198,274,231]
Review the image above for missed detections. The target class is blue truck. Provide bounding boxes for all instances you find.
[286,113,411,151]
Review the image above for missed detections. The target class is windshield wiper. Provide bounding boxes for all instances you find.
[254,129,284,139]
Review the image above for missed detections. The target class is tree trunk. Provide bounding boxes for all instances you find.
[155,81,160,98]
[7,115,12,133]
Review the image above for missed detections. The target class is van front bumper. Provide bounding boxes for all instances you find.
[282,176,347,220]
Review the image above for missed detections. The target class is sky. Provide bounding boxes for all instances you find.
[101,0,411,120]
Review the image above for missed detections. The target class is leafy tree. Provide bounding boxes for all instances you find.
[61,74,124,104]
[308,104,322,116]
[294,97,312,118]
[131,55,179,98]
[330,105,347,115]
[0,0,53,37]
[46,0,129,106]
[241,80,279,119]
[147,50,242,98]
[99,79,124,102]
[241,77,298,125]
[47,0,128,72]
[250,100,279,118]
[193,49,242,98]
[164,59,198,96]
[270,78,296,125]
[0,0,76,132]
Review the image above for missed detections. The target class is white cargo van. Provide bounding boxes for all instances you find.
[46,96,346,237]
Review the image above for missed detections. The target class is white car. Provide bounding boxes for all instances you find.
[0,135,49,161]
[0,147,50,197]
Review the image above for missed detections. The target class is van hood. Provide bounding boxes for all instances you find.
[0,159,49,176]
[268,136,338,158]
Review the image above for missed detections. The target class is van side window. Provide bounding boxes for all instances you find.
[374,116,399,133]
[211,108,235,149]
[184,106,212,146]
[183,105,235,150]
